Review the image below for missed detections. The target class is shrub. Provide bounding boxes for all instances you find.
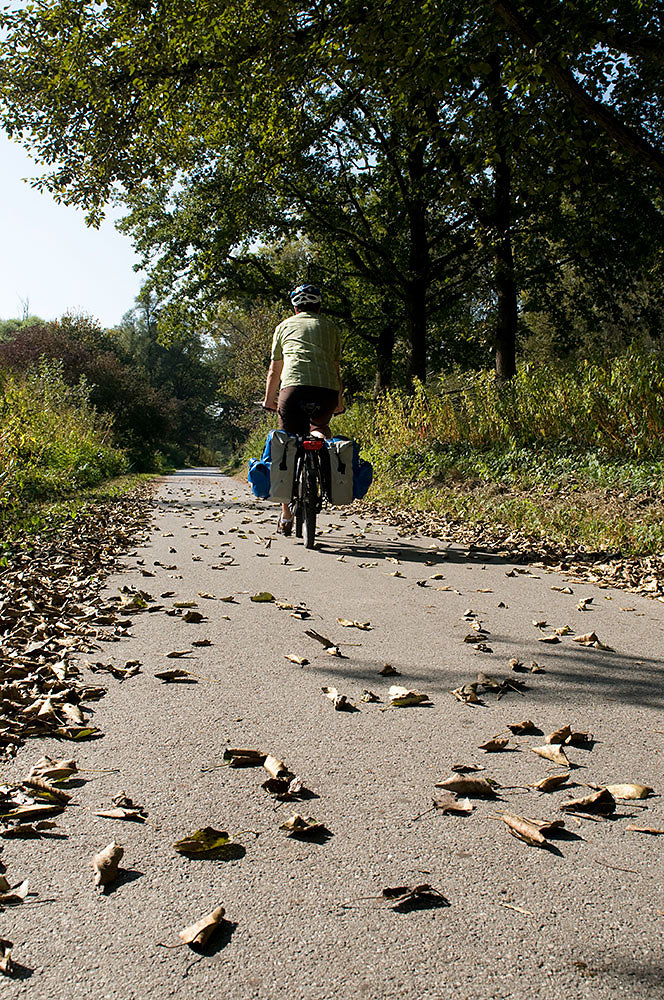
[0,360,127,520]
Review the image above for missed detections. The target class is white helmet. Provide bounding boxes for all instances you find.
[289,284,322,307]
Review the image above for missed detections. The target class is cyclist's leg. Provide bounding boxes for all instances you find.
[306,387,338,439]
[276,387,309,527]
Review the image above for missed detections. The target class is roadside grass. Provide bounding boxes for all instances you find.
[237,350,664,557]
[1,360,129,531]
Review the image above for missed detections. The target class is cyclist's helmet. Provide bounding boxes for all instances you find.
[289,283,322,308]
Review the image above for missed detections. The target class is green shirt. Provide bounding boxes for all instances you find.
[271,312,341,390]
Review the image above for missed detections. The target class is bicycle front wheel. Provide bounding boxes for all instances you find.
[303,456,318,549]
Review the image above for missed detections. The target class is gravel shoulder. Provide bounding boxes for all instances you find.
[2,470,663,1000]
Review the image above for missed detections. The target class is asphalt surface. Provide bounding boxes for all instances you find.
[3,470,664,1000]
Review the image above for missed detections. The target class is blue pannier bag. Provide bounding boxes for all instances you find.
[248,430,297,502]
[326,437,373,504]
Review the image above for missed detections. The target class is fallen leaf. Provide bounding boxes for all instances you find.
[179,905,226,947]
[435,774,496,798]
[531,773,571,792]
[321,687,356,711]
[361,690,381,703]
[379,664,400,676]
[546,725,572,745]
[531,745,570,767]
[251,592,275,603]
[223,748,266,768]
[605,783,653,800]
[165,650,193,659]
[28,756,77,783]
[173,827,240,857]
[537,635,560,644]
[0,879,30,906]
[0,803,64,822]
[387,685,430,707]
[92,841,124,888]
[507,720,538,735]
[0,940,12,977]
[432,794,474,815]
[337,618,372,630]
[279,814,329,838]
[263,755,290,780]
[451,683,481,704]
[154,668,196,683]
[479,738,511,752]
[502,814,548,848]
[625,825,664,835]
[561,789,616,815]
[284,654,309,665]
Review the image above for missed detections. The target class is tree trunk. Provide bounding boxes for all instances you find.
[405,139,431,388]
[489,52,518,382]
[373,324,394,396]
[406,284,428,385]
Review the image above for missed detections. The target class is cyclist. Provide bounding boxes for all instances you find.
[262,284,344,534]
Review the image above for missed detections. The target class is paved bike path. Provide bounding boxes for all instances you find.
[3,470,664,1000]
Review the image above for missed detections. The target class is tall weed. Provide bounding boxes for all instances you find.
[338,347,664,461]
[0,360,127,520]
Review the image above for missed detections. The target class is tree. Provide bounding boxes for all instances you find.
[1,0,662,384]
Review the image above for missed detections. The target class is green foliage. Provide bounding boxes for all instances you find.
[340,347,664,464]
[0,360,127,522]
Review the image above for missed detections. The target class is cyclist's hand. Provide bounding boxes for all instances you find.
[262,398,278,412]
[333,402,346,415]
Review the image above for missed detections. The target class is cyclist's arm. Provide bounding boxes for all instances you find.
[263,359,283,411]
[333,361,344,415]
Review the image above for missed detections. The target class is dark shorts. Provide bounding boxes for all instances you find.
[278,385,338,437]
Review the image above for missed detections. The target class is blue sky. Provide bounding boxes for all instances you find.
[0,132,144,327]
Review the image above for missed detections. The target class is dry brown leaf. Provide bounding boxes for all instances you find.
[155,668,196,683]
[507,720,538,735]
[0,940,13,977]
[284,654,309,665]
[337,618,372,630]
[386,685,430,707]
[28,756,77,783]
[451,684,481,704]
[625,825,664,835]
[605,783,653,800]
[537,635,560,644]
[164,650,193,659]
[479,738,510,752]
[435,774,496,798]
[502,814,548,847]
[179,905,226,947]
[379,664,400,676]
[321,686,356,711]
[561,788,616,815]
[92,841,124,888]
[279,814,328,838]
[546,725,572,745]
[531,744,570,767]
[263,755,290,780]
[531,773,571,792]
[0,879,29,906]
[433,794,474,815]
[22,778,71,804]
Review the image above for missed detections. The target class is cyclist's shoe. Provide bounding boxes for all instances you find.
[277,514,293,536]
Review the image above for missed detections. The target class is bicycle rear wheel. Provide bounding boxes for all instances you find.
[303,456,318,549]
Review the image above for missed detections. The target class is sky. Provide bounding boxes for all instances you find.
[0,132,144,328]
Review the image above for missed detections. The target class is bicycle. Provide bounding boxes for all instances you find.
[291,430,329,549]
[253,402,332,550]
